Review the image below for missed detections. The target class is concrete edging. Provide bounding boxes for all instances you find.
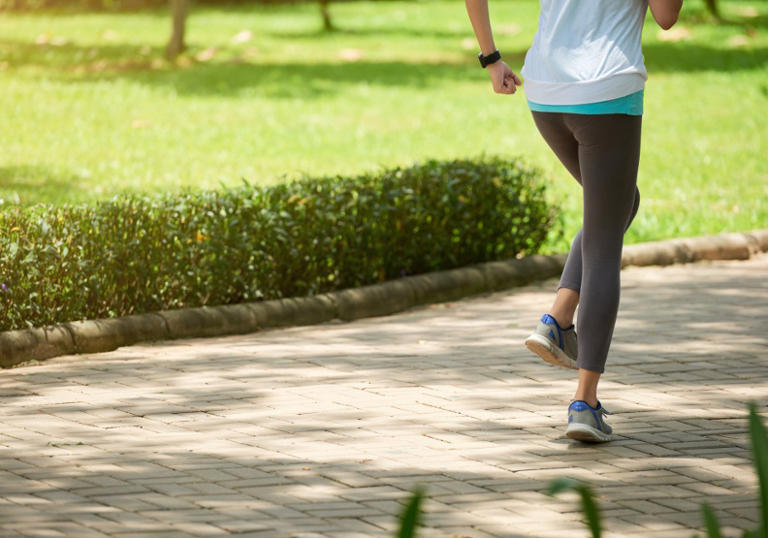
[2,229,766,368]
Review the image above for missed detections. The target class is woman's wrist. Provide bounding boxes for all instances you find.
[478,49,501,68]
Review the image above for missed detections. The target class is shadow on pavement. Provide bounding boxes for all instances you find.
[0,257,765,536]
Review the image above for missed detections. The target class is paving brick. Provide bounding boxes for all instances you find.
[0,255,765,537]
[337,485,406,502]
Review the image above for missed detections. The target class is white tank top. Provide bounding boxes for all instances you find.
[521,0,649,105]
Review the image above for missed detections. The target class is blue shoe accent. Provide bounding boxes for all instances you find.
[541,314,557,325]
[542,314,575,332]
[541,315,565,350]
[569,401,590,412]
[568,400,606,432]
[566,400,613,442]
[524,313,578,369]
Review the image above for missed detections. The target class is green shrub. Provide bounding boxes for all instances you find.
[0,156,555,332]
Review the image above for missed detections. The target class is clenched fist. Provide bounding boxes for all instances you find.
[488,61,522,94]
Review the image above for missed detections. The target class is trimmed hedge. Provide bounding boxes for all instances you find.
[0,157,556,332]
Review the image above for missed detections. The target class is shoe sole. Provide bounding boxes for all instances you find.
[566,423,613,443]
[524,333,578,370]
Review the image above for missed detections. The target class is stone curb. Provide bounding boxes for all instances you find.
[2,229,766,368]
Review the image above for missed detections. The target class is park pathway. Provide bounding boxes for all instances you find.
[0,255,766,538]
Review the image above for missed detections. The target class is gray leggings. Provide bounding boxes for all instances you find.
[531,111,642,373]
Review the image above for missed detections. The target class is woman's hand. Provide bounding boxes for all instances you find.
[488,61,522,94]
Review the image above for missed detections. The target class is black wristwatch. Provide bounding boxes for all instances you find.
[478,49,501,68]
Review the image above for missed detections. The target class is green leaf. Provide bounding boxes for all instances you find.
[547,478,602,538]
[397,487,425,538]
[702,504,723,538]
[547,477,582,496]
[580,487,602,538]
[748,402,768,538]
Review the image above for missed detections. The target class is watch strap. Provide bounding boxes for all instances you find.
[478,50,501,68]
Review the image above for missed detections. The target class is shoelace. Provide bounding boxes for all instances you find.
[569,400,613,426]
[567,401,613,433]
[596,405,613,432]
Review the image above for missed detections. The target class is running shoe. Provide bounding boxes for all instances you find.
[524,314,578,369]
[566,400,613,443]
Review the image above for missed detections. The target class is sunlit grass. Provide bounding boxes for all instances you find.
[1,0,766,249]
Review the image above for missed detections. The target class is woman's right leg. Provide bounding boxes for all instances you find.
[529,112,584,331]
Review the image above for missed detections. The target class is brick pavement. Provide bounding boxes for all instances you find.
[0,255,766,538]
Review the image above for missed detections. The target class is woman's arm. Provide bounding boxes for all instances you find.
[648,0,683,30]
[465,0,522,94]
[465,0,498,56]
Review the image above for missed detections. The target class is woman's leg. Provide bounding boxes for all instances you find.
[531,111,642,339]
[550,288,579,328]
[573,368,601,409]
[530,112,584,328]
[530,112,643,426]
[532,110,641,329]
[566,113,643,376]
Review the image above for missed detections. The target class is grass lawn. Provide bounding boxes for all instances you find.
[1,0,766,251]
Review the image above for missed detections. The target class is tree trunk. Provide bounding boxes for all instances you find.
[166,0,189,60]
[704,0,721,20]
[319,0,334,32]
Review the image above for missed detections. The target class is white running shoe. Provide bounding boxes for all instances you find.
[524,314,578,369]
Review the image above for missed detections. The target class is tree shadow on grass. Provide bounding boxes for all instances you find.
[262,26,484,40]
[2,38,501,98]
[131,59,490,98]
[643,42,768,73]
[6,33,767,101]
[678,5,768,30]
[0,39,163,70]
[0,165,92,206]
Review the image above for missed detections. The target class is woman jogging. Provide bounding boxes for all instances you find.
[466,0,683,442]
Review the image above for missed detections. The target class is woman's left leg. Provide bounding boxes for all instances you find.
[568,113,643,374]
[563,113,642,442]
